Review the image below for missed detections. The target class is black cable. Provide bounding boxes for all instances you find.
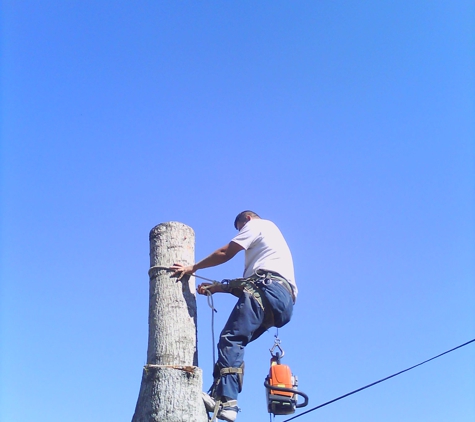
[283,338,475,422]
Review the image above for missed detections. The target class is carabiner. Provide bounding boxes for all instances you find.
[270,338,285,359]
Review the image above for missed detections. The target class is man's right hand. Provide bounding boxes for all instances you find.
[170,263,194,280]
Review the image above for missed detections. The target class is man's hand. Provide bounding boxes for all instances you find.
[197,282,224,295]
[170,263,194,280]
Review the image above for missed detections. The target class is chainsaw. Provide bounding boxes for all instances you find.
[264,337,309,416]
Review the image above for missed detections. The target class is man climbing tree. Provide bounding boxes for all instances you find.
[171,210,298,422]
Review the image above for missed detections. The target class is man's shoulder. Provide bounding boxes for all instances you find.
[253,219,280,232]
[251,218,274,227]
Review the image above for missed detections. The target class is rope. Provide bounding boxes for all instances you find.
[191,273,219,283]
[143,364,196,373]
[204,288,217,367]
[148,265,218,283]
[283,338,475,422]
[148,265,173,276]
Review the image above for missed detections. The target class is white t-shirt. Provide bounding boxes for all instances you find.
[231,219,298,298]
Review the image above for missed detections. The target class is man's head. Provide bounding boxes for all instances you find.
[234,210,261,231]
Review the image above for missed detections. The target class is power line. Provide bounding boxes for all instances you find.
[283,338,475,422]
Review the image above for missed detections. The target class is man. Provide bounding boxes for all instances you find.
[171,211,297,422]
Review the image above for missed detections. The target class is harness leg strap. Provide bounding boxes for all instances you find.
[210,399,221,422]
[220,362,245,393]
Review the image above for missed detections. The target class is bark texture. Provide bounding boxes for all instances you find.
[132,222,207,422]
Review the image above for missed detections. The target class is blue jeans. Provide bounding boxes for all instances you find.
[215,280,294,400]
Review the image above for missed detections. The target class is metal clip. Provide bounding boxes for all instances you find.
[270,337,285,359]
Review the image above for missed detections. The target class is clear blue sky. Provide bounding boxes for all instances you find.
[1,1,474,421]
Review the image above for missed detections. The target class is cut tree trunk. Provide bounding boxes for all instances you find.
[132,222,207,422]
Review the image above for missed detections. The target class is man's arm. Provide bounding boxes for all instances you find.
[170,241,244,280]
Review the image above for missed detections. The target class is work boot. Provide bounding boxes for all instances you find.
[202,392,216,413]
[216,400,239,422]
[202,393,239,422]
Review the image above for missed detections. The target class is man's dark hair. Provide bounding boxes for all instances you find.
[234,210,261,229]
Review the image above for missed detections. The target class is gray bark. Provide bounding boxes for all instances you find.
[132,222,207,422]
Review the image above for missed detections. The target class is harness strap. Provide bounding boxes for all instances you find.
[210,399,221,422]
[221,276,267,310]
[222,273,295,328]
[217,362,245,393]
[256,270,295,303]
[220,367,243,376]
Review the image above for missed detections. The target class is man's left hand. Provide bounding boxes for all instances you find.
[197,282,224,295]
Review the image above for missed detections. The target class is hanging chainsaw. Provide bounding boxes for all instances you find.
[264,336,309,416]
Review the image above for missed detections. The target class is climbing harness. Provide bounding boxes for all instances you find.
[264,336,309,417]
[221,275,266,310]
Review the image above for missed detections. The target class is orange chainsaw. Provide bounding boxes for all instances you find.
[264,338,309,416]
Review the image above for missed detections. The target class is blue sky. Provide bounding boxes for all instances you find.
[1,1,474,421]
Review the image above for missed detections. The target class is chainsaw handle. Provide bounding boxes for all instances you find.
[263,381,309,408]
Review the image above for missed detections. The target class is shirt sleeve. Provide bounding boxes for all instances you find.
[231,221,259,250]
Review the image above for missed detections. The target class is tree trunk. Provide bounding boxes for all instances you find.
[132,222,207,422]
